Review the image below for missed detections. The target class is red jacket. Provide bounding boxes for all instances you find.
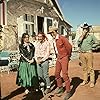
[56,35,72,59]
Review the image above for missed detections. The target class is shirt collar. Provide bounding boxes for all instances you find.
[23,42,31,47]
[55,34,59,40]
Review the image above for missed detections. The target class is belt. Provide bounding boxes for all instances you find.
[81,50,92,53]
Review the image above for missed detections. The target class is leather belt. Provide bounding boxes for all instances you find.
[81,50,92,53]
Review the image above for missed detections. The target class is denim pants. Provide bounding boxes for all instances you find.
[80,52,95,83]
[37,60,51,88]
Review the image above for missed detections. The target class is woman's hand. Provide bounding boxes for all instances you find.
[36,57,43,64]
[28,58,34,64]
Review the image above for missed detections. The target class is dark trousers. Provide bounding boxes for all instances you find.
[55,56,70,92]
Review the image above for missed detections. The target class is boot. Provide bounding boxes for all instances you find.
[80,81,88,86]
[45,88,51,94]
[55,87,64,97]
[64,91,71,100]
[25,89,29,94]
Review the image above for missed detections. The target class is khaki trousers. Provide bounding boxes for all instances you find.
[80,52,95,83]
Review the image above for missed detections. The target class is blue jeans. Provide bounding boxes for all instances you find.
[37,60,51,88]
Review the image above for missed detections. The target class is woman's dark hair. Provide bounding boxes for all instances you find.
[38,32,48,41]
[21,33,29,45]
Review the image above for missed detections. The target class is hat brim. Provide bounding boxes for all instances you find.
[47,28,58,34]
[47,31,53,34]
[81,25,92,29]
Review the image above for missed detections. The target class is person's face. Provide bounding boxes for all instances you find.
[82,28,88,35]
[23,35,29,43]
[51,31,57,39]
[38,34,44,42]
[32,36,36,41]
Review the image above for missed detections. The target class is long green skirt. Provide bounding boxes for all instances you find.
[16,61,39,88]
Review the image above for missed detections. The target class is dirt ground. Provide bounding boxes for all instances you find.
[1,53,100,100]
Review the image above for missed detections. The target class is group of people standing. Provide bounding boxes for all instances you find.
[16,26,72,100]
[16,32,51,95]
[16,23,98,100]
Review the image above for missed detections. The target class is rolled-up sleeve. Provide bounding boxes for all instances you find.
[42,42,50,61]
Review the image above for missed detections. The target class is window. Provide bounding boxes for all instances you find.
[24,23,34,35]
[23,14,34,35]
[60,26,64,35]
[23,14,34,22]
[60,25,68,36]
[47,18,52,31]
[17,14,34,37]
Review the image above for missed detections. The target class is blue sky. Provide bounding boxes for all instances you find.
[58,0,100,31]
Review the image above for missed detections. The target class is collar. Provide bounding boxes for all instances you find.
[23,42,31,47]
[55,34,59,40]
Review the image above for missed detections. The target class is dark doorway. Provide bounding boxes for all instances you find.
[37,16,44,32]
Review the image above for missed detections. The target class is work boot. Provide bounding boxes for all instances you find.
[64,92,71,100]
[55,87,64,97]
[80,81,88,86]
[45,88,51,94]
[25,89,29,94]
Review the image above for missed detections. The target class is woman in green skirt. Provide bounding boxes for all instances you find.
[16,33,39,94]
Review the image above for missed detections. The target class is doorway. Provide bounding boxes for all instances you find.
[37,16,44,32]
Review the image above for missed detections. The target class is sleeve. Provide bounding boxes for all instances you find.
[19,44,24,54]
[34,42,38,61]
[19,44,29,61]
[30,43,35,57]
[41,41,50,61]
[62,37,72,56]
[19,44,27,57]
[92,35,98,43]
[77,35,83,47]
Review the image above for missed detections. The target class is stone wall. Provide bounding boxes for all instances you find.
[3,25,18,51]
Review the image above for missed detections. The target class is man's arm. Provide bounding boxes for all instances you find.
[62,37,72,56]
[92,35,98,43]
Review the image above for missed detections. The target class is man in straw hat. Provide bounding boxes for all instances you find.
[48,26,72,100]
[77,23,98,88]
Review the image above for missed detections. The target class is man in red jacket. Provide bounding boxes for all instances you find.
[48,26,72,100]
